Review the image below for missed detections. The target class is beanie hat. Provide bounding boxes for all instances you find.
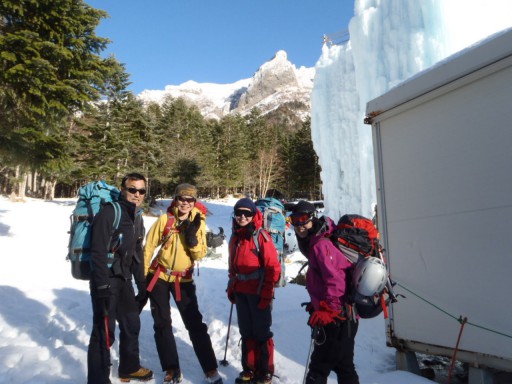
[291,200,316,215]
[234,197,257,213]
[174,183,197,198]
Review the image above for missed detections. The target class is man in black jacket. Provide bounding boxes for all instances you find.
[87,173,153,384]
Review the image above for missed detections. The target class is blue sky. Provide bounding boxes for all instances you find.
[86,0,354,94]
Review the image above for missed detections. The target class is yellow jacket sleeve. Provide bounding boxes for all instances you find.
[143,213,169,275]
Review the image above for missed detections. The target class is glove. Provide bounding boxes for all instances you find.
[135,281,148,312]
[135,281,146,300]
[135,281,147,302]
[308,301,343,327]
[258,287,274,310]
[301,301,314,314]
[258,297,272,310]
[184,214,201,247]
[95,285,111,316]
[226,283,235,304]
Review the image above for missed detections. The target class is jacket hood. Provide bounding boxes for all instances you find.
[309,216,335,244]
[311,216,334,236]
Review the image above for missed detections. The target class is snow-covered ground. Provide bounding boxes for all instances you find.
[0,196,434,384]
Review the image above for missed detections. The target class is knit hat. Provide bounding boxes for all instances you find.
[234,197,257,213]
[291,200,316,215]
[174,183,197,198]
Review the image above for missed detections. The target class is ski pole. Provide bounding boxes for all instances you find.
[219,303,234,366]
[302,326,317,384]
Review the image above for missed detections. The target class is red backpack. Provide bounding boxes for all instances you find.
[331,214,380,264]
[330,214,396,319]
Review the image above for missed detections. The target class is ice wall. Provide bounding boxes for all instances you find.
[312,0,512,219]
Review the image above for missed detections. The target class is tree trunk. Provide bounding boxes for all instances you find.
[14,166,27,199]
[32,170,39,197]
[26,171,31,196]
[44,179,56,201]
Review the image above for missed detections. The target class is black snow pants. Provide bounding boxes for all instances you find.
[305,319,359,384]
[87,277,141,384]
[148,277,218,374]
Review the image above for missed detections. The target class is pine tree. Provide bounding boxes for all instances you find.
[0,0,112,196]
[0,0,110,164]
[215,114,249,195]
[69,58,141,185]
[287,118,322,199]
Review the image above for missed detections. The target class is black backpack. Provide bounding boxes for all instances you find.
[206,227,225,248]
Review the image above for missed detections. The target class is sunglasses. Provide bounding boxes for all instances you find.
[290,213,312,226]
[126,187,146,195]
[176,196,196,203]
[234,209,255,218]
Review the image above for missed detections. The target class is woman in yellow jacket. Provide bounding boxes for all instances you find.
[144,183,223,384]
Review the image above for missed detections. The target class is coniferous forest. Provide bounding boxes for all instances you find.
[0,0,322,201]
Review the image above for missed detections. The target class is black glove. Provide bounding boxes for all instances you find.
[301,301,314,314]
[95,285,111,316]
[135,281,147,302]
[184,214,201,247]
[135,281,148,312]
[226,283,235,304]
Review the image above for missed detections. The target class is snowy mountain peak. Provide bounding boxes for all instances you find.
[274,49,288,60]
[259,50,292,74]
[237,51,300,109]
[137,50,314,120]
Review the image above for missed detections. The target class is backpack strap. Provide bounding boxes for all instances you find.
[252,228,269,295]
[111,201,122,231]
[160,213,176,249]
[107,201,123,267]
[252,227,270,254]
[263,207,286,236]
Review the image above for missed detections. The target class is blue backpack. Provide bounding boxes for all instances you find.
[255,197,287,287]
[66,181,121,280]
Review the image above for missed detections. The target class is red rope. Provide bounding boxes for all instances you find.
[447,316,467,384]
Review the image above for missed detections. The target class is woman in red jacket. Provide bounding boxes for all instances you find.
[227,198,281,384]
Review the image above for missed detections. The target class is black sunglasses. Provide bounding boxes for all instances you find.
[234,209,255,218]
[126,187,146,195]
[176,196,196,203]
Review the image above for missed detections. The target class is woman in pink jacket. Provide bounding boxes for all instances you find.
[291,200,359,384]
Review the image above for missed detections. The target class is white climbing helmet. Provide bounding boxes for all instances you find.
[352,256,388,297]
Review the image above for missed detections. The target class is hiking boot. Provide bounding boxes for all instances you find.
[163,369,183,384]
[256,373,273,384]
[205,369,223,383]
[119,366,153,382]
[235,370,255,383]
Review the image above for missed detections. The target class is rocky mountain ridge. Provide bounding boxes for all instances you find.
[137,50,315,120]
